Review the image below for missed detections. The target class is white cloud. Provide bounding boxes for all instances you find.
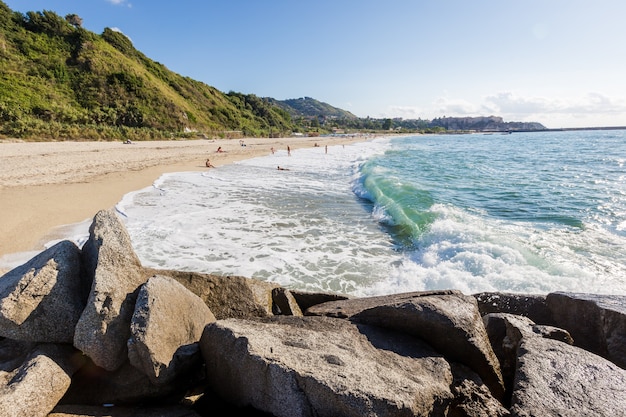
[482,91,626,128]
[106,0,132,7]
[432,97,481,117]
[377,91,626,128]
[384,106,425,119]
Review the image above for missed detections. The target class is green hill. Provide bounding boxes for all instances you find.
[269,97,357,120]
[0,2,295,140]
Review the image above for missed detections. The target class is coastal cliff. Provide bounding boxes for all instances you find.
[0,208,624,416]
[429,116,546,132]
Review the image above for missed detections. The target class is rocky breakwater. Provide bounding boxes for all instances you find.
[0,208,624,417]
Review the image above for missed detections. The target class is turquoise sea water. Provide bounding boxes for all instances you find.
[6,130,625,297]
[354,131,626,295]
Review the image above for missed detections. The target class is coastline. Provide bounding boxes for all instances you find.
[0,135,371,271]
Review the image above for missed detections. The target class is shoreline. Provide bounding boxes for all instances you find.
[0,135,372,272]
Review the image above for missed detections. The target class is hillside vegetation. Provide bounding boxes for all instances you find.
[0,2,296,140]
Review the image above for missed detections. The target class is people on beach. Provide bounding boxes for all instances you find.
[325,145,328,154]
[239,140,246,147]
[270,147,275,154]
[205,159,214,168]
[277,166,289,171]
[216,146,224,153]
[287,146,291,156]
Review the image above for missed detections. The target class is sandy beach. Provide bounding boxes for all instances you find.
[0,135,370,269]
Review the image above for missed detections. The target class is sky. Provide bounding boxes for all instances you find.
[4,0,626,128]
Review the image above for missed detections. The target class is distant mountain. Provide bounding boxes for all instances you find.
[268,97,358,120]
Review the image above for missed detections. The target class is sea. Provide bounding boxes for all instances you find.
[3,130,626,297]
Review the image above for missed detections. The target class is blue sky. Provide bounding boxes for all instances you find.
[4,0,626,128]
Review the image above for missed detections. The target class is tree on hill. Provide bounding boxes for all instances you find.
[65,14,83,28]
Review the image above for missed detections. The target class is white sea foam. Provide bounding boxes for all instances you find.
[364,204,626,296]
[118,139,396,295]
[4,133,626,297]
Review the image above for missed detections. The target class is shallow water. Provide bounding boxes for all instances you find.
[4,131,626,297]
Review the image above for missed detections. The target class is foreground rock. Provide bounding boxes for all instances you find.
[482,313,574,403]
[0,344,85,417]
[307,290,505,401]
[73,209,148,371]
[474,292,554,325]
[546,292,626,368]
[0,208,624,416]
[128,275,216,385]
[0,240,86,343]
[510,337,626,416]
[200,315,508,417]
[481,310,626,415]
[150,269,281,320]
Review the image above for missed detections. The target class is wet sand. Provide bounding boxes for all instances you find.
[0,135,370,267]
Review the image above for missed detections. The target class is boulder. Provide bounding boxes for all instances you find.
[200,316,508,417]
[0,338,38,372]
[473,292,553,325]
[128,275,216,385]
[306,290,505,400]
[0,344,85,417]
[0,240,85,342]
[271,287,303,316]
[509,336,626,416]
[74,209,148,371]
[546,292,626,368]
[150,269,279,319]
[60,357,188,406]
[289,289,350,312]
[482,313,573,403]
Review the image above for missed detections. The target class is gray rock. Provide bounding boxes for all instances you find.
[450,377,511,417]
[200,316,507,417]
[150,269,279,319]
[0,344,85,417]
[0,240,85,342]
[128,275,216,385]
[272,287,303,316]
[546,292,626,368]
[290,289,350,312]
[474,292,554,325]
[61,358,186,406]
[510,336,626,416]
[74,209,148,371]
[0,338,38,372]
[483,313,573,402]
[307,290,505,400]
